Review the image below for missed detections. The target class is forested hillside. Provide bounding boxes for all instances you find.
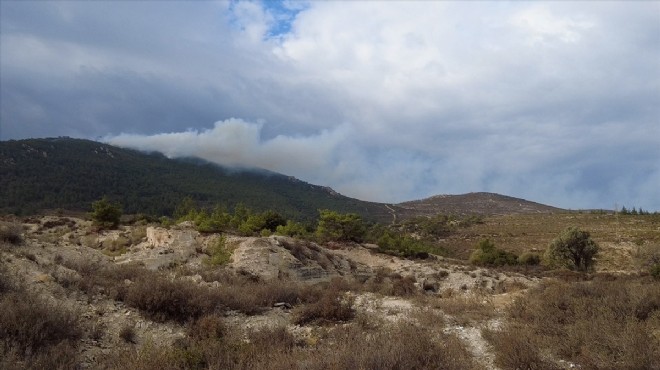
[0,138,391,221]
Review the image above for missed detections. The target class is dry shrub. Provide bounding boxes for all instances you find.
[124,276,218,323]
[119,324,137,344]
[390,274,418,297]
[66,260,148,299]
[293,286,355,325]
[305,321,477,370]
[500,278,660,369]
[105,319,476,370]
[0,222,22,245]
[482,324,560,370]
[0,341,79,370]
[364,269,420,297]
[0,263,13,293]
[189,314,226,340]
[0,290,82,365]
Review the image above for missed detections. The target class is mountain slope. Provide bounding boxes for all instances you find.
[0,138,391,221]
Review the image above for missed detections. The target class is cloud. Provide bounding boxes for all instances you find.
[2,1,659,210]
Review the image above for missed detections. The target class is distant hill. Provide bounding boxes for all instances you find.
[396,192,562,218]
[0,138,391,221]
[0,138,562,221]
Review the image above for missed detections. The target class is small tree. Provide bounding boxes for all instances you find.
[91,197,122,229]
[544,227,599,271]
[316,210,366,243]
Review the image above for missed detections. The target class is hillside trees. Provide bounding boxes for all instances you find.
[544,227,599,271]
[175,201,286,236]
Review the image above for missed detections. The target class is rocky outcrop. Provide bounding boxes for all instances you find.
[115,226,201,270]
[228,236,371,283]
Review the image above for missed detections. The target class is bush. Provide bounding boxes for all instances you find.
[544,227,599,271]
[376,230,439,259]
[469,239,518,266]
[119,325,137,343]
[518,252,541,266]
[189,314,227,340]
[204,236,232,266]
[483,324,559,370]
[91,197,122,229]
[293,286,355,325]
[0,222,22,245]
[316,210,366,243]
[276,220,309,238]
[650,263,660,280]
[124,276,217,323]
[0,291,82,356]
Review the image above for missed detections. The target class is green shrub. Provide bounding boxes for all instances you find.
[377,231,437,259]
[276,220,309,237]
[544,227,599,271]
[316,210,366,243]
[91,197,122,229]
[204,236,232,266]
[518,252,541,266]
[469,239,518,266]
[650,263,660,280]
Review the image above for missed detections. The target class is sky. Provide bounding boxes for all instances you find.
[1,1,659,210]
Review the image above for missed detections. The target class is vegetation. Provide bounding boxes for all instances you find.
[0,138,392,221]
[0,274,82,369]
[0,222,22,245]
[204,236,232,266]
[376,230,440,259]
[293,285,355,325]
[469,239,518,266]
[544,227,599,271]
[486,278,660,369]
[517,251,541,266]
[316,210,367,242]
[91,196,122,229]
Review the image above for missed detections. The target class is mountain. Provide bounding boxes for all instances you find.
[0,138,563,221]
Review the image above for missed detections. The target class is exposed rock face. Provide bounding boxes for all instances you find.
[229,236,371,283]
[115,226,201,270]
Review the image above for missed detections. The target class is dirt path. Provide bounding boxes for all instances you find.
[384,204,397,225]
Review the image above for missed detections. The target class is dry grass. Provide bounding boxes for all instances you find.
[488,277,660,369]
[426,293,497,324]
[436,213,660,265]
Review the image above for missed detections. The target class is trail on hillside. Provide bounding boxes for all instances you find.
[384,204,397,225]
